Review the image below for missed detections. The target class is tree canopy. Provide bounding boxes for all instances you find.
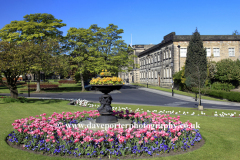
[0,13,67,92]
[0,13,67,96]
[67,24,134,91]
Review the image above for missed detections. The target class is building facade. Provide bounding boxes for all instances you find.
[118,44,154,83]
[137,32,240,88]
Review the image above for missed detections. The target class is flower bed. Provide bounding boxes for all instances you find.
[58,80,76,84]
[7,109,202,158]
[90,77,124,85]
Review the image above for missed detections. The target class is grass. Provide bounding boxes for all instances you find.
[131,83,229,102]
[0,82,84,94]
[0,99,240,160]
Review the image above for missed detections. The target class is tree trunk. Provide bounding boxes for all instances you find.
[36,70,41,92]
[30,73,34,81]
[199,86,201,106]
[10,86,18,99]
[80,72,85,92]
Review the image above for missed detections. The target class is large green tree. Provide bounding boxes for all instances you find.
[0,13,66,92]
[90,24,134,74]
[0,41,32,98]
[67,27,104,91]
[185,29,207,106]
[67,24,134,91]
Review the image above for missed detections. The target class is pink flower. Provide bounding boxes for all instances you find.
[17,128,22,133]
[74,139,79,143]
[108,138,114,142]
[45,139,50,142]
[150,137,155,141]
[144,137,148,142]
[135,133,141,138]
[177,132,181,136]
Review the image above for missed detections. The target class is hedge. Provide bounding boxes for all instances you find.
[21,84,59,90]
[192,88,240,102]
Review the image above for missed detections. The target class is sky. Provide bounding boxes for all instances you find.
[0,0,240,45]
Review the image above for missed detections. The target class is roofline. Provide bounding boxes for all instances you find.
[138,32,240,57]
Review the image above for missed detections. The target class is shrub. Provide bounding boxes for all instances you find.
[211,82,235,91]
[192,88,240,102]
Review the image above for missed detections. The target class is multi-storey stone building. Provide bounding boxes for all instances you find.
[139,32,240,87]
[118,44,154,83]
[123,32,240,88]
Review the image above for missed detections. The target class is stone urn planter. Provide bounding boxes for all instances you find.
[90,85,123,123]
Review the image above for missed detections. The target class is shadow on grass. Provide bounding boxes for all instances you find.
[0,99,64,105]
[27,99,63,104]
[43,87,83,93]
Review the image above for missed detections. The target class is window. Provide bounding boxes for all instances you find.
[166,51,168,59]
[167,68,169,78]
[152,71,153,78]
[169,50,171,58]
[155,71,157,79]
[164,69,165,78]
[180,48,187,57]
[158,55,160,61]
[213,48,220,57]
[229,48,235,56]
[206,48,211,57]
[170,68,172,77]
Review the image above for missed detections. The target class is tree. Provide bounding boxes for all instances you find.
[232,30,240,35]
[67,27,104,91]
[67,24,134,91]
[0,41,32,98]
[173,66,186,91]
[0,13,66,92]
[185,29,207,107]
[90,24,134,74]
[214,59,240,87]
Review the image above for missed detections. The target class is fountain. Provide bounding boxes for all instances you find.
[78,75,132,130]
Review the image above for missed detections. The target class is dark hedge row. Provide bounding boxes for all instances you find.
[192,88,240,102]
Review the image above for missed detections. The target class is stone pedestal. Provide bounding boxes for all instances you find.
[198,105,203,111]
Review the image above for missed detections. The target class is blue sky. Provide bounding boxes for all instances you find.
[1,0,239,45]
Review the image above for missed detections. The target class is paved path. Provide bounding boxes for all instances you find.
[1,85,240,110]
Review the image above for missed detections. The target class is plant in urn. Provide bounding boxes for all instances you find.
[90,71,124,123]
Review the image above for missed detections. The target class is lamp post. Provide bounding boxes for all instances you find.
[28,80,30,97]
[171,62,174,96]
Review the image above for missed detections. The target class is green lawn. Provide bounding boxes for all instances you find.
[0,99,240,160]
[131,83,229,102]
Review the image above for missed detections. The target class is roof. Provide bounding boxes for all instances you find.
[138,32,240,57]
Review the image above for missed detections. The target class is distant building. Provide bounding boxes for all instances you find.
[122,32,240,88]
[118,44,155,83]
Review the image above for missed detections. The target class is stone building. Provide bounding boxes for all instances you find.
[137,32,240,88]
[118,44,154,83]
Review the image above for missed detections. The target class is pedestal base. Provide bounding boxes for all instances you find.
[96,115,118,123]
[198,105,203,111]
